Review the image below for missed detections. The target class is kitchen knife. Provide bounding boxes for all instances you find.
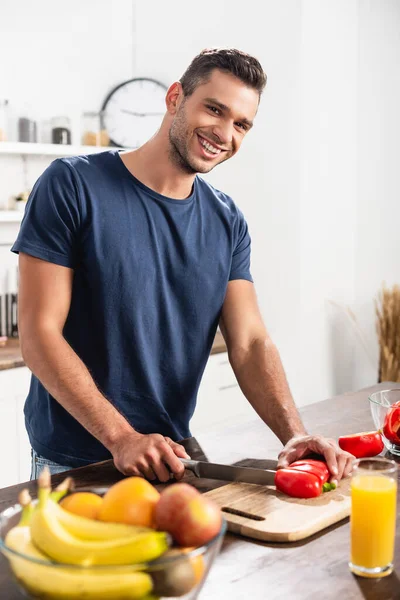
[180,458,276,486]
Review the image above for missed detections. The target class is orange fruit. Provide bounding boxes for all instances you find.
[182,547,205,584]
[60,492,103,520]
[97,477,160,527]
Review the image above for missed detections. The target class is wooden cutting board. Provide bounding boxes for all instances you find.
[204,462,352,542]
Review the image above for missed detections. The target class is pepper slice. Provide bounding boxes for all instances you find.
[289,459,330,485]
[338,431,384,458]
[274,468,321,498]
[383,406,400,444]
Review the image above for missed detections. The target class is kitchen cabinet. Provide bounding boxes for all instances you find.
[0,367,31,488]
[190,352,256,435]
[191,349,318,436]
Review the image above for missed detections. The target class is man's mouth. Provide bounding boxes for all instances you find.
[197,134,224,157]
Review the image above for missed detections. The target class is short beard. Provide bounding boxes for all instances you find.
[168,130,197,174]
[168,101,213,175]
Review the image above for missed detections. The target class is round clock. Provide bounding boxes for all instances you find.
[101,77,168,148]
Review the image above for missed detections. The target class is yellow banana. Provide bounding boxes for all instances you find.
[31,505,169,566]
[4,526,155,599]
[49,498,151,541]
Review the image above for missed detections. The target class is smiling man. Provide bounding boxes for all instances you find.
[12,48,353,484]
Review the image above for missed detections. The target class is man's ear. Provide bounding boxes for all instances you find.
[165,81,184,115]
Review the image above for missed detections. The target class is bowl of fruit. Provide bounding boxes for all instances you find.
[369,388,400,456]
[0,469,226,599]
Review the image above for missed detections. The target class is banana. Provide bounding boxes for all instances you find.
[30,470,169,566]
[49,476,74,503]
[19,481,149,542]
[49,498,151,542]
[4,526,155,599]
[31,504,169,566]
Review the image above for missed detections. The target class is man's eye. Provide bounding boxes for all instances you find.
[235,122,247,131]
[207,105,220,115]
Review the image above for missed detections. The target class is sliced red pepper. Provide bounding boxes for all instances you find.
[338,431,384,457]
[275,468,322,498]
[289,459,330,485]
[383,406,400,444]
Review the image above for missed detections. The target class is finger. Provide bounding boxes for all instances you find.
[160,444,186,479]
[151,459,171,483]
[277,445,304,469]
[136,461,157,481]
[125,465,143,477]
[277,448,296,469]
[335,454,347,482]
[113,460,140,477]
[165,437,191,459]
[343,455,356,479]
[319,444,339,482]
[142,466,157,481]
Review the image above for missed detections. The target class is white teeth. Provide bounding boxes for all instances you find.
[199,137,221,154]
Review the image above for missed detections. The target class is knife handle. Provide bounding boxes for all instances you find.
[179,458,200,477]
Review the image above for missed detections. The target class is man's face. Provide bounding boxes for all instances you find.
[168,69,259,174]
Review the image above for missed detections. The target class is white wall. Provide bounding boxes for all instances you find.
[1,0,399,406]
[354,0,400,385]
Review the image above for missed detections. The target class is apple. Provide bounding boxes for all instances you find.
[155,483,222,546]
[154,483,199,533]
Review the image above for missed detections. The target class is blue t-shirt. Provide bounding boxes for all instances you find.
[11,150,253,467]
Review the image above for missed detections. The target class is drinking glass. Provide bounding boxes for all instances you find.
[349,457,397,578]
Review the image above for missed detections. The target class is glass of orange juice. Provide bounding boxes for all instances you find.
[349,457,398,578]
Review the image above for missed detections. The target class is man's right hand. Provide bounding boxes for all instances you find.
[110,432,191,482]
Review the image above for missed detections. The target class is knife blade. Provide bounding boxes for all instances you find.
[180,458,276,486]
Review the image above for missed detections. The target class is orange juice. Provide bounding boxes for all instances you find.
[351,474,397,574]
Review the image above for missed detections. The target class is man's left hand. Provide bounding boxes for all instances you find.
[277,434,355,484]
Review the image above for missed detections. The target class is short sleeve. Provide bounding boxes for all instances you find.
[229,209,253,282]
[11,158,82,268]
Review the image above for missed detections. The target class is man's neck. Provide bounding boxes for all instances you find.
[119,134,196,200]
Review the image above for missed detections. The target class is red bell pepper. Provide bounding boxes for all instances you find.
[383,406,400,444]
[289,459,330,485]
[275,459,335,499]
[275,468,321,498]
[338,431,384,458]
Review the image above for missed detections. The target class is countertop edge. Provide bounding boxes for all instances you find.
[0,332,227,371]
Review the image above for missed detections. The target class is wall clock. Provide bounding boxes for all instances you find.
[101,77,168,148]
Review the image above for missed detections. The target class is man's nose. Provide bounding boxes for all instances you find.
[212,120,233,147]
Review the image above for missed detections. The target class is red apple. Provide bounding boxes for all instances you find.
[154,483,199,533]
[173,495,222,546]
[155,483,222,546]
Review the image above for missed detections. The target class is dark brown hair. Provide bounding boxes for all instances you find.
[179,48,267,98]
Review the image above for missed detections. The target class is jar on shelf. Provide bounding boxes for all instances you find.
[51,116,71,145]
[0,100,9,142]
[18,108,37,143]
[81,111,109,146]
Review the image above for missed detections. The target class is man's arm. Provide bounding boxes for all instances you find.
[18,253,188,480]
[219,279,353,482]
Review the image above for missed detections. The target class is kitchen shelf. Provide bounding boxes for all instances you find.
[0,142,125,157]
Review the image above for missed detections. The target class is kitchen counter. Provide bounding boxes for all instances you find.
[0,338,24,371]
[0,331,227,371]
[0,382,399,599]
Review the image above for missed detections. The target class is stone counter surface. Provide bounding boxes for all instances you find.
[0,331,227,371]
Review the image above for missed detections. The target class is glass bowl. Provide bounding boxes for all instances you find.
[0,492,226,600]
[369,389,400,456]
